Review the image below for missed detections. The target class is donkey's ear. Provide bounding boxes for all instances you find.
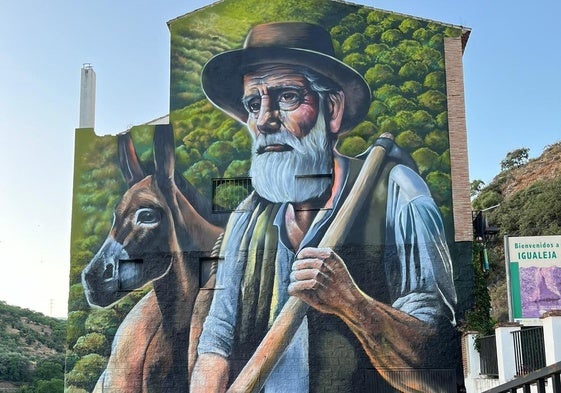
[153,124,175,187]
[118,132,145,188]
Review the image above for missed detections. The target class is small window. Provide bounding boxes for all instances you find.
[199,256,223,289]
[118,259,144,292]
[212,177,253,212]
[294,173,332,180]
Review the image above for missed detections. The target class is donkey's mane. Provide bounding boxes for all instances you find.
[174,172,229,228]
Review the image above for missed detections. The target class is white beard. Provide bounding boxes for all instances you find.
[249,108,333,203]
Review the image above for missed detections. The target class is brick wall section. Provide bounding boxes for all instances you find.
[444,37,473,242]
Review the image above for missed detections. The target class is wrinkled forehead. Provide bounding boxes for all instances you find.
[243,65,310,93]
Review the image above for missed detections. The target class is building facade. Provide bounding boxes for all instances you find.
[66,1,473,392]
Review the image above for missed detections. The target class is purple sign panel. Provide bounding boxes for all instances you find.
[508,236,561,320]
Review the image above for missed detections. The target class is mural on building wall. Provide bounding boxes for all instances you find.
[66,1,471,392]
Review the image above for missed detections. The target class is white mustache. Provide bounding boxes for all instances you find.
[252,129,318,156]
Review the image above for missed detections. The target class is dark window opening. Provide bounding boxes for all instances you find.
[294,173,332,180]
[118,259,144,292]
[199,256,223,289]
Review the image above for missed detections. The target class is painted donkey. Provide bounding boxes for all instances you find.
[82,124,226,392]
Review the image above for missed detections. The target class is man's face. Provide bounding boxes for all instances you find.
[243,65,320,141]
[243,66,334,203]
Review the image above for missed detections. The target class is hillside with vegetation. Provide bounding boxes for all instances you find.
[0,301,65,393]
[470,141,561,326]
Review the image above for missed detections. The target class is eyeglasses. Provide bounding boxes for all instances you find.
[242,87,315,114]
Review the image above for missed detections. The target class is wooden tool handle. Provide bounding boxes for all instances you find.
[227,138,391,393]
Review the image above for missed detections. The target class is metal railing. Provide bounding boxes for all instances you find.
[484,361,561,393]
[212,177,253,212]
[364,368,457,392]
[513,326,546,376]
[479,334,499,377]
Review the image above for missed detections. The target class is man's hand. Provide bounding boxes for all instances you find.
[288,247,363,316]
[288,248,440,392]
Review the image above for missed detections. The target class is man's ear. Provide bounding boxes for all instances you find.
[327,91,345,134]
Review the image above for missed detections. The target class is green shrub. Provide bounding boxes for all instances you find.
[65,354,106,391]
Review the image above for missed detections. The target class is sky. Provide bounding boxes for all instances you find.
[1,0,560,318]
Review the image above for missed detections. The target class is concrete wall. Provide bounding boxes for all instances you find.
[463,313,561,392]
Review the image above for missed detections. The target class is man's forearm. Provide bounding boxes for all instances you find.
[342,292,435,367]
[339,292,438,393]
[291,247,436,368]
[290,247,446,392]
[190,353,229,393]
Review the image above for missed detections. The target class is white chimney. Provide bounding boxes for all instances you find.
[79,64,96,128]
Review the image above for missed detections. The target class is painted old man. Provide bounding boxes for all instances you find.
[191,22,457,393]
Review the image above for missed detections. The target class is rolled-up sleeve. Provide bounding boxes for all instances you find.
[197,210,253,357]
[385,165,457,327]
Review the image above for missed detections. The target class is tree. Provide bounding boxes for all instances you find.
[500,147,529,171]
[424,71,445,89]
[224,160,251,178]
[338,136,368,157]
[364,43,389,59]
[363,25,384,40]
[470,179,485,198]
[329,25,350,41]
[417,90,447,114]
[425,171,451,205]
[339,13,367,34]
[65,354,107,391]
[354,121,378,138]
[385,95,416,113]
[424,130,449,154]
[499,178,561,236]
[377,117,400,135]
[342,53,370,74]
[364,64,395,88]
[34,360,63,382]
[231,129,251,155]
[412,28,431,43]
[35,378,64,393]
[73,332,108,356]
[398,18,422,35]
[183,160,220,194]
[373,84,400,101]
[341,33,366,54]
[395,130,423,150]
[411,147,439,175]
[203,141,237,172]
[380,29,404,45]
[411,110,437,135]
[214,184,251,211]
[0,352,32,382]
[398,61,429,81]
[399,80,423,97]
[175,145,202,170]
[67,311,88,348]
[366,100,388,122]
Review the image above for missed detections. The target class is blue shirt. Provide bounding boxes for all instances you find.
[197,160,457,392]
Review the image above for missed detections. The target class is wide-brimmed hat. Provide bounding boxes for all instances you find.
[201,22,371,132]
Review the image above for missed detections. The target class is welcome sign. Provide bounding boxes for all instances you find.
[507,235,561,321]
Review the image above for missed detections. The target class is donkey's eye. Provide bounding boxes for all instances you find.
[135,208,161,226]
